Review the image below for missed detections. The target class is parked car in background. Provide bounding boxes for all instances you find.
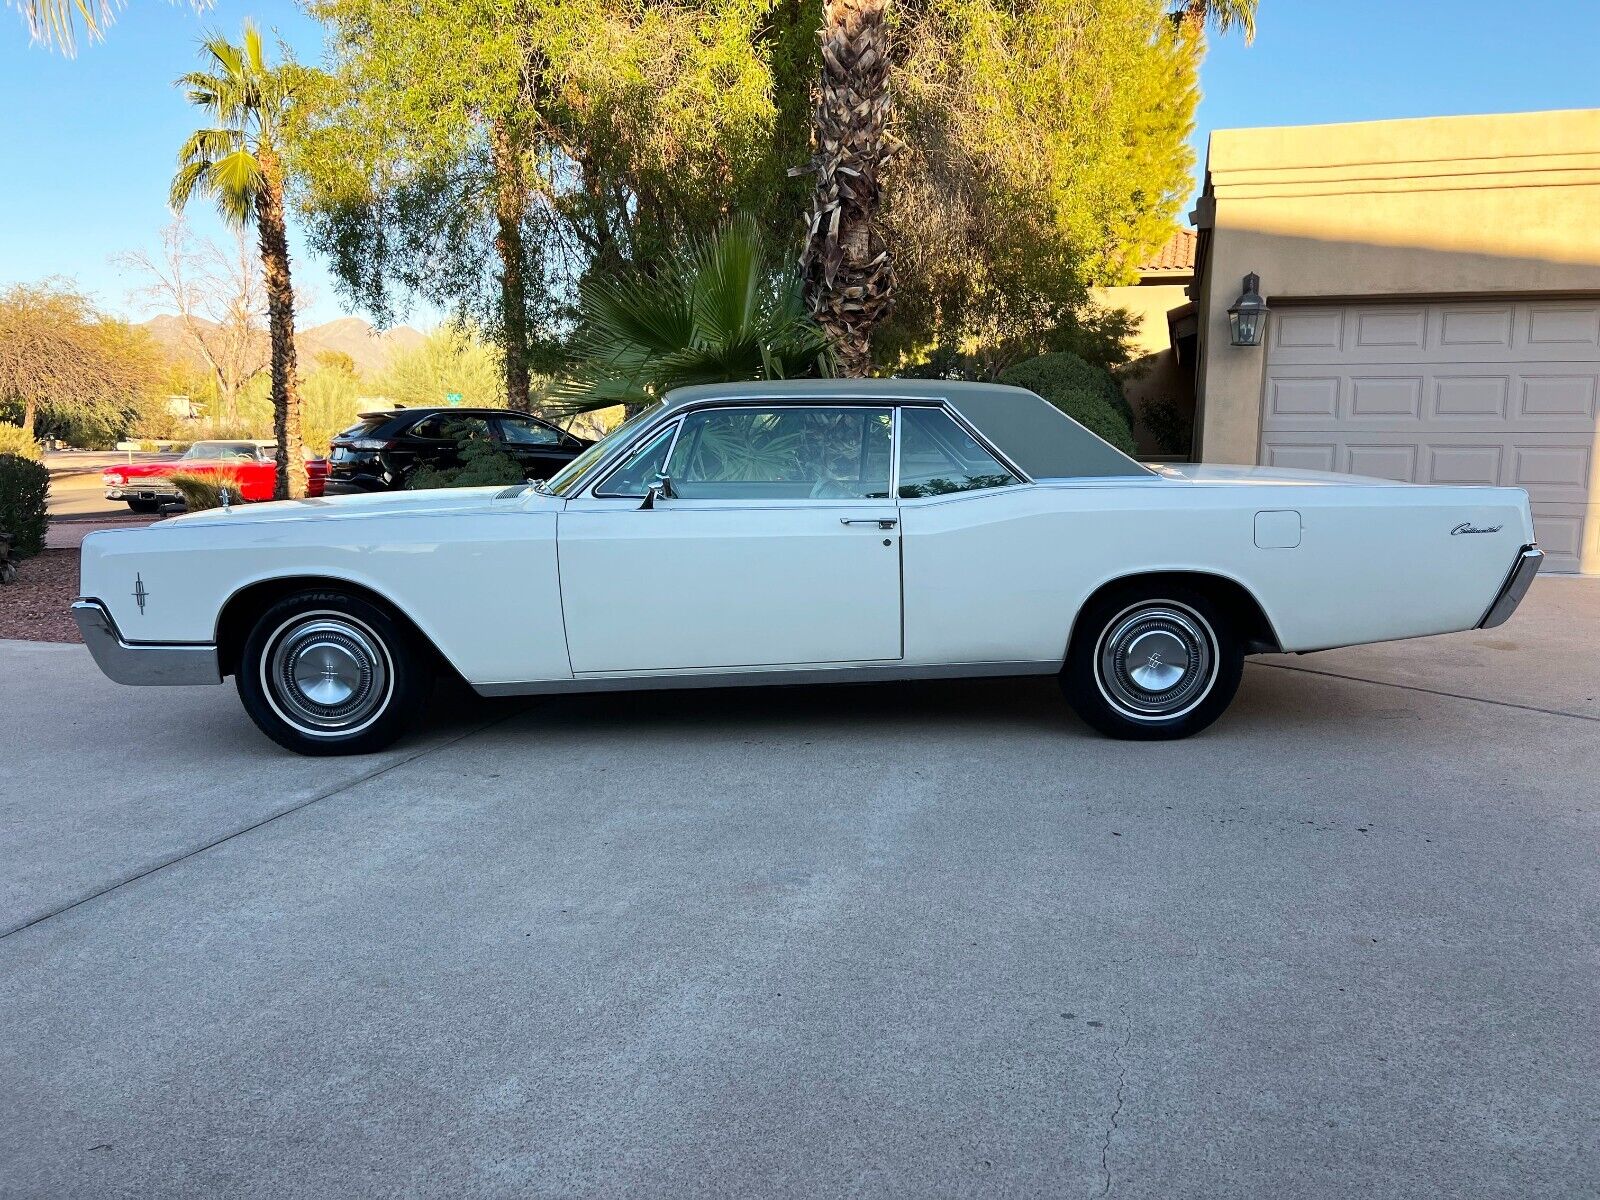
[75,381,1542,756]
[103,441,327,512]
[327,408,592,492]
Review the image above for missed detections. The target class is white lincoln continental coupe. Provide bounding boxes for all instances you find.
[74,381,1542,755]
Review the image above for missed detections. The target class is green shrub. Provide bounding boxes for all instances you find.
[405,425,527,490]
[170,470,247,511]
[0,453,50,557]
[998,351,1138,456]
[0,423,42,462]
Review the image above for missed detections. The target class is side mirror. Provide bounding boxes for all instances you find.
[640,471,676,510]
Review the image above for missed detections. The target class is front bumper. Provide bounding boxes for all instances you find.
[1477,545,1544,629]
[71,600,222,686]
[105,486,181,502]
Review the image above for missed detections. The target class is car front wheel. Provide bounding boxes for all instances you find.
[1061,586,1242,740]
[236,591,430,755]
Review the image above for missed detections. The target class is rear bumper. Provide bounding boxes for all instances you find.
[1477,545,1543,629]
[71,600,222,686]
[105,486,180,502]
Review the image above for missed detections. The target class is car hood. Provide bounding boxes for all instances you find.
[1148,463,1416,487]
[156,484,552,527]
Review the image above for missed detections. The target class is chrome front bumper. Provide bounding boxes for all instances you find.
[1478,545,1544,629]
[71,600,222,686]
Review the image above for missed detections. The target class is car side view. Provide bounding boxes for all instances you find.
[327,407,593,491]
[102,441,328,511]
[73,381,1542,755]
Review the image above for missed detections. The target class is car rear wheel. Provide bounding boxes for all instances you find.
[236,591,430,755]
[127,499,162,513]
[1061,585,1242,740]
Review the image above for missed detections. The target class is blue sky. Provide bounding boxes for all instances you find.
[2,0,1597,327]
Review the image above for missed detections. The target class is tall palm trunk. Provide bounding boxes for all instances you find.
[490,116,533,413]
[255,146,306,501]
[797,0,895,378]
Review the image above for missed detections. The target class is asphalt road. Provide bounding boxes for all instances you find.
[1,579,1596,1197]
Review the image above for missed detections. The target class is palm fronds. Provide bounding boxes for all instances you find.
[551,215,837,414]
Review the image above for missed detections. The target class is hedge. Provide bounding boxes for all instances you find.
[0,453,50,558]
[998,351,1138,456]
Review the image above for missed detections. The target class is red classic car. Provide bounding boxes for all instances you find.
[102,441,328,512]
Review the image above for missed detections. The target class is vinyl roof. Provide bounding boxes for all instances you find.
[662,380,1151,480]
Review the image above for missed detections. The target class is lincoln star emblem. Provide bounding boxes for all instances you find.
[1451,522,1503,536]
[132,573,148,614]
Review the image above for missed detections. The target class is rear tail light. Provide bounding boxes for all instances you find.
[103,472,125,485]
[344,438,394,451]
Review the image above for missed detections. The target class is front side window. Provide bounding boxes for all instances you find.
[595,421,679,497]
[662,406,892,500]
[896,407,1020,498]
[496,416,561,445]
[544,402,664,496]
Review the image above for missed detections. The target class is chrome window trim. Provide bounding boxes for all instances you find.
[892,401,1030,500]
[580,400,898,502]
[571,393,1030,500]
[592,417,685,498]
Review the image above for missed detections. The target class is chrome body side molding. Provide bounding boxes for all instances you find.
[71,600,223,686]
[1477,545,1543,629]
[472,659,1060,698]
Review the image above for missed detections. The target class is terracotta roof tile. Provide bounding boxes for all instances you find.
[1139,228,1197,273]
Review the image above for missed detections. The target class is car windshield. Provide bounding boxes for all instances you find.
[183,442,257,461]
[540,403,663,496]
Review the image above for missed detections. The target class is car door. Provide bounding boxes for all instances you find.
[558,403,903,674]
[492,414,577,480]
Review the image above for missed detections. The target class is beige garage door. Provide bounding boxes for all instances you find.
[1260,299,1600,573]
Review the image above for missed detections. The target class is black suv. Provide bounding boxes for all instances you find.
[327,407,593,491]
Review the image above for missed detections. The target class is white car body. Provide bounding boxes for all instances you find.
[74,381,1541,748]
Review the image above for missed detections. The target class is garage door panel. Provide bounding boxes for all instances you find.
[1261,441,1337,473]
[1261,299,1600,573]
[1439,306,1515,348]
[1525,303,1600,349]
[1350,376,1424,418]
[1352,307,1428,350]
[1266,374,1341,420]
[1425,444,1503,486]
[1345,443,1418,482]
[1520,374,1598,419]
[1433,375,1510,418]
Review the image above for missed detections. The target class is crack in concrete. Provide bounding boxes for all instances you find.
[1097,1002,1133,1197]
[1250,660,1599,723]
[0,703,528,942]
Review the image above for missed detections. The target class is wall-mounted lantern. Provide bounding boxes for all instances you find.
[1228,272,1269,347]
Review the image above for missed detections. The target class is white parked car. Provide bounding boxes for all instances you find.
[74,381,1542,755]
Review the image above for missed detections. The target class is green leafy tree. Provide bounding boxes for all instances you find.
[0,281,162,440]
[882,0,1200,375]
[297,0,817,412]
[552,215,835,413]
[170,22,310,500]
[372,324,507,411]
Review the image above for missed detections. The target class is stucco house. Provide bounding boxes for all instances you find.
[1133,108,1600,574]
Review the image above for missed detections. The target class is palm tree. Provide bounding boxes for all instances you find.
[552,215,836,413]
[8,1,211,55]
[170,22,308,500]
[1171,0,1258,44]
[795,0,895,379]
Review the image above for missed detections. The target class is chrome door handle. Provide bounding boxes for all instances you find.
[841,517,898,529]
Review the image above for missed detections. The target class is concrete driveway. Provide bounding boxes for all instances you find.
[2,579,1596,1197]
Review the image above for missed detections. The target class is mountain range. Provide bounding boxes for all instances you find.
[139,314,426,378]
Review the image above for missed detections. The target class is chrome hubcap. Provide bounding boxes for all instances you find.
[264,615,391,735]
[1096,602,1217,721]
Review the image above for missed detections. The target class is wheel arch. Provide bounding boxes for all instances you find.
[215,575,454,680]
[1066,570,1283,659]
